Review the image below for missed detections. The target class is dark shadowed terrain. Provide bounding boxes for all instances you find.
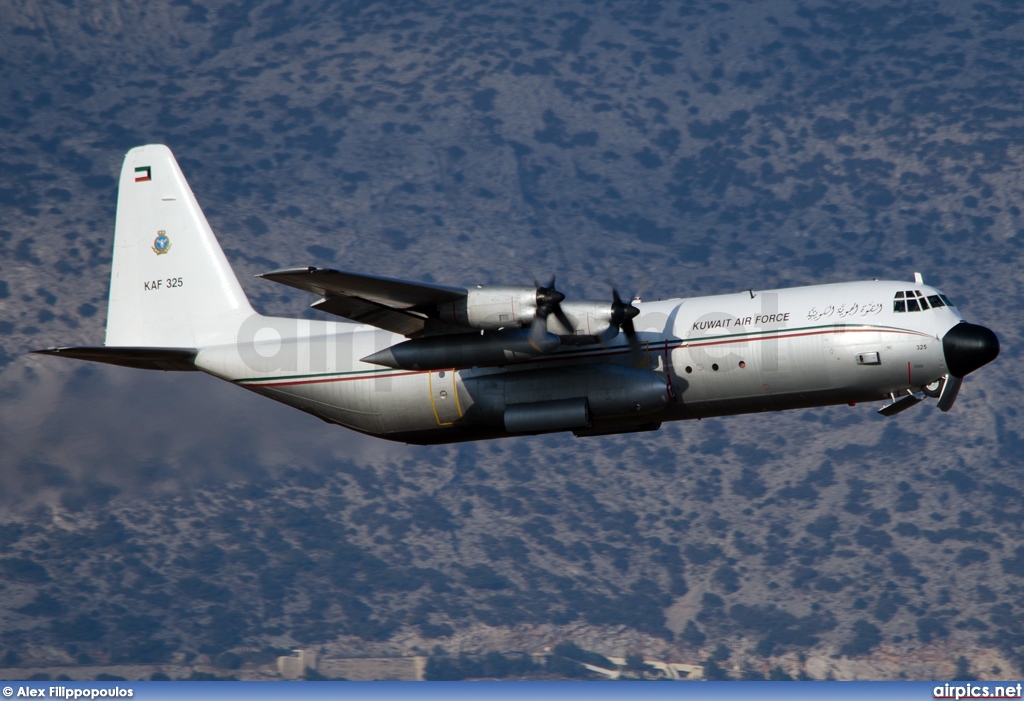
[0,0,1022,680]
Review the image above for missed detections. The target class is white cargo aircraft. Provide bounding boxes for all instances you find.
[36,145,999,444]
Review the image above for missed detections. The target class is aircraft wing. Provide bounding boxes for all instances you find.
[258,267,468,337]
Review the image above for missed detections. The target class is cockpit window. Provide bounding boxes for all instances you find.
[894,289,949,313]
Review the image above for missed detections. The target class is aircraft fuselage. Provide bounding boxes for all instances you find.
[194,279,974,444]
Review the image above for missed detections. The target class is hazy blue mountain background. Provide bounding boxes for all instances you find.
[0,0,1022,680]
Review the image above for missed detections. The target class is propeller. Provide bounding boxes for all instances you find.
[536,277,573,330]
[936,374,963,412]
[610,288,641,360]
[529,277,571,351]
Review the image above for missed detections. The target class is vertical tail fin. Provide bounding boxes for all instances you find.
[104,144,255,348]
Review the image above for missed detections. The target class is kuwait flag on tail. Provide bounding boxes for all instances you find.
[134,166,151,182]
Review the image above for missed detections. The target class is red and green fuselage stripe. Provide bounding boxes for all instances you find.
[234,323,929,388]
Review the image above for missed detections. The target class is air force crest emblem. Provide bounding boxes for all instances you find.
[152,230,171,255]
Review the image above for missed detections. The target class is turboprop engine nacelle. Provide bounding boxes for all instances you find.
[362,328,560,371]
[547,300,619,340]
[437,286,540,331]
[436,286,630,344]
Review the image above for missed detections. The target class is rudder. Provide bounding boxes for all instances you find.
[104,144,255,348]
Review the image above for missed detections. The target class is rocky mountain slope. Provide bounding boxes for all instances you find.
[0,0,1022,679]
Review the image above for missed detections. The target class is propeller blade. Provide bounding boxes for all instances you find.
[624,327,641,363]
[610,288,642,362]
[622,317,636,338]
[936,374,963,412]
[610,289,639,322]
[552,305,573,334]
[534,275,571,335]
[528,314,549,352]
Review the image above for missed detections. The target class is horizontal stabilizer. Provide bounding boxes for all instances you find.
[32,346,197,371]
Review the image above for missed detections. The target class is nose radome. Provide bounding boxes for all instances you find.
[943,322,999,377]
